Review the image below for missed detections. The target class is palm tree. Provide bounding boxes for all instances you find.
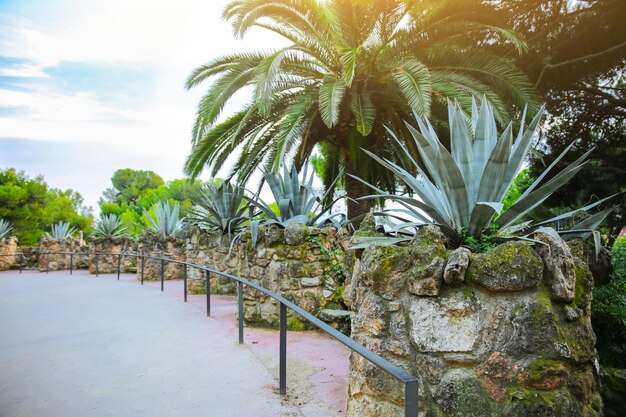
[185,0,539,220]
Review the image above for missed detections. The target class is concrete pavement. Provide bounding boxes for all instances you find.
[0,270,348,417]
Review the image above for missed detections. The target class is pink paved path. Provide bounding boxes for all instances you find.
[0,270,349,417]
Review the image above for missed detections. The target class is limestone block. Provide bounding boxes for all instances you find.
[467,241,543,292]
[534,232,576,302]
[284,221,306,245]
[407,256,445,296]
[409,289,484,352]
[444,247,471,286]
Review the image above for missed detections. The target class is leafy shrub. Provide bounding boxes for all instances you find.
[0,218,13,239]
[355,97,615,250]
[142,201,184,239]
[46,221,77,241]
[592,237,626,367]
[94,214,127,238]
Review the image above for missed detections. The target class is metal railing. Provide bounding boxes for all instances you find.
[1,250,419,416]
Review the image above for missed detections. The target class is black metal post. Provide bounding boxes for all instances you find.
[183,264,188,302]
[140,254,145,285]
[19,254,22,274]
[279,302,287,396]
[117,254,121,280]
[238,281,244,344]
[405,380,419,417]
[70,252,74,275]
[205,270,211,317]
[95,253,99,277]
[160,259,165,292]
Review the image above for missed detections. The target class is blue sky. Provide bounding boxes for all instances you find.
[0,0,280,211]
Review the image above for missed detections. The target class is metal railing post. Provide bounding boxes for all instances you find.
[160,259,165,292]
[183,264,188,302]
[405,379,419,417]
[279,302,287,396]
[140,254,145,285]
[206,270,211,317]
[19,254,22,274]
[238,281,244,344]
[117,254,121,280]
[70,252,74,275]
[95,253,99,277]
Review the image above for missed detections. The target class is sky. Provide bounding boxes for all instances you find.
[0,0,283,212]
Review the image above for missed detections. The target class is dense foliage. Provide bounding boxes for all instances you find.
[100,169,202,236]
[142,201,185,239]
[185,0,538,220]
[0,168,92,245]
[46,221,77,241]
[592,237,626,367]
[500,0,626,240]
[188,181,251,237]
[93,214,127,238]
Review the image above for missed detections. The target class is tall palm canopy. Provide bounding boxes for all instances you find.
[185,0,539,220]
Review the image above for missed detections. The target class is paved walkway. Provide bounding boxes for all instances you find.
[0,270,348,417]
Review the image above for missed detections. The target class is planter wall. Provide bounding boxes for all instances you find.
[345,224,602,417]
[239,223,350,330]
[88,237,133,274]
[136,233,185,281]
[0,237,18,270]
[38,237,86,271]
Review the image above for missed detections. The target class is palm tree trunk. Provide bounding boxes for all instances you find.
[344,154,371,228]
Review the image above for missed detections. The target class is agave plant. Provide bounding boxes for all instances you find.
[0,218,13,239]
[47,221,77,241]
[94,213,127,238]
[246,165,346,230]
[143,201,185,239]
[188,181,251,237]
[353,97,616,250]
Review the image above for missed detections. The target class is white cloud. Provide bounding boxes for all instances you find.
[0,0,287,209]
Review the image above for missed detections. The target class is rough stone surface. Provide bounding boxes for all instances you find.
[183,225,350,330]
[534,232,576,302]
[346,225,603,417]
[467,241,543,292]
[38,237,87,271]
[136,233,186,283]
[444,247,471,286]
[0,237,18,270]
[318,309,352,335]
[88,237,133,274]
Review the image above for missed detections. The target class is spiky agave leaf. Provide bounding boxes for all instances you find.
[188,181,251,238]
[47,221,77,241]
[143,201,185,239]
[0,218,13,239]
[358,97,613,248]
[94,214,127,238]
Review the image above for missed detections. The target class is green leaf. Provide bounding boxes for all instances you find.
[350,90,376,136]
[392,59,432,116]
[319,76,346,127]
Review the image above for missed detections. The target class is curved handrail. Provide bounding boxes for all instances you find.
[1,250,419,416]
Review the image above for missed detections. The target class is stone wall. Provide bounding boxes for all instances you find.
[136,233,185,281]
[0,237,18,270]
[184,227,240,295]
[38,237,87,271]
[345,224,603,417]
[240,223,350,329]
[183,224,351,330]
[88,237,133,274]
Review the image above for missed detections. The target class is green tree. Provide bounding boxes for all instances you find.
[102,169,165,205]
[99,170,202,236]
[499,0,626,240]
[0,168,92,245]
[185,0,539,220]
